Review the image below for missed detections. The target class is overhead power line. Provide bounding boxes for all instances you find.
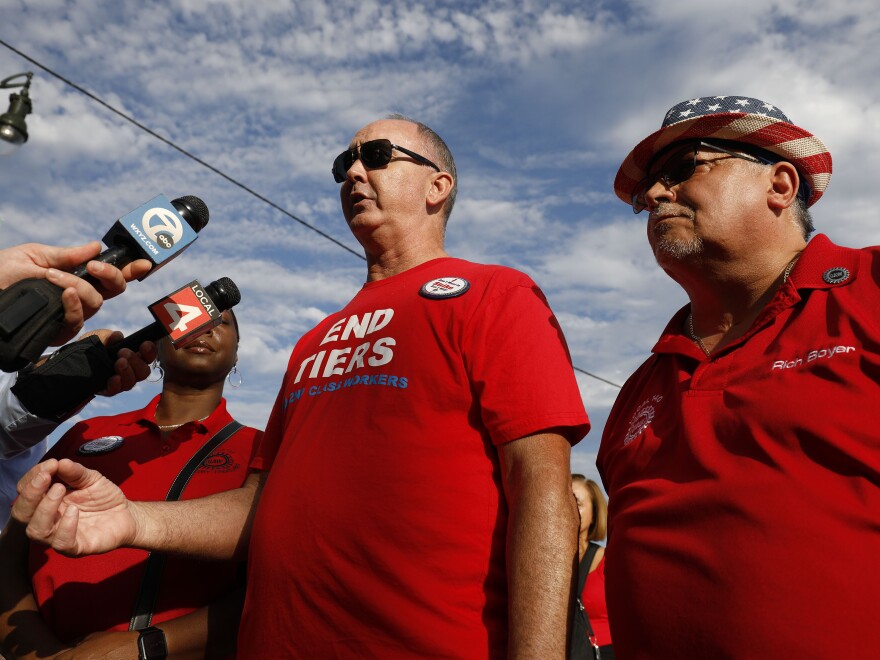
[573,366,621,388]
[0,38,364,261]
[0,39,622,390]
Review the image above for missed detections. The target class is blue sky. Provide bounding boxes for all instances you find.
[1,0,878,485]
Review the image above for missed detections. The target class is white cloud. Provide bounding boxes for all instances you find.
[2,0,878,482]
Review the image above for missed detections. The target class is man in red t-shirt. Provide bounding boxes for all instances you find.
[12,117,590,658]
[599,96,880,657]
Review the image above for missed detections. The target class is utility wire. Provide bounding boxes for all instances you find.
[0,39,623,390]
[573,366,621,389]
[0,38,365,261]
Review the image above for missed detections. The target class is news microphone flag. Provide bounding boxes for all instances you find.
[108,277,240,357]
[0,194,209,371]
[150,280,224,346]
[71,194,209,282]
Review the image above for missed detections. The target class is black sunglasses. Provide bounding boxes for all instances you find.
[631,140,772,214]
[332,138,441,183]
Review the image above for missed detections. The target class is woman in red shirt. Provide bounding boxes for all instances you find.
[571,474,613,659]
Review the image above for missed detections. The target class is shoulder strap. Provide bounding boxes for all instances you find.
[129,420,244,631]
[577,542,600,599]
[577,542,601,637]
[164,421,243,501]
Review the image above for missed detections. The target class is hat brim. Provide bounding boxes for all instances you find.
[614,112,832,207]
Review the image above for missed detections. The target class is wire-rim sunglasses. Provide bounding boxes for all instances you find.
[631,140,773,214]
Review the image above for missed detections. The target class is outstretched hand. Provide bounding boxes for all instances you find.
[12,459,140,557]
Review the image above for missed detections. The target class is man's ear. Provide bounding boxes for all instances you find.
[767,161,800,211]
[426,171,454,212]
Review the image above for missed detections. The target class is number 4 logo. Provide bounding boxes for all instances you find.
[164,302,204,332]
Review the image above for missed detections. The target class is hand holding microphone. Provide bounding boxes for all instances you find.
[0,195,209,371]
[11,277,241,421]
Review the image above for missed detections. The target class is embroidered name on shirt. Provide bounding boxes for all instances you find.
[771,344,856,371]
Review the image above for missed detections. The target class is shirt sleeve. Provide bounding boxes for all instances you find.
[462,277,590,446]
[0,371,59,459]
[249,369,293,472]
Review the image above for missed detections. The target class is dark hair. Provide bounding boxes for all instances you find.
[789,192,815,240]
[385,113,457,224]
[571,474,608,541]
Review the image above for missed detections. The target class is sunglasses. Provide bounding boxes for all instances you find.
[332,138,441,183]
[631,140,772,214]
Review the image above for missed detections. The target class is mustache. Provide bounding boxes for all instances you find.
[649,203,694,222]
[649,204,694,235]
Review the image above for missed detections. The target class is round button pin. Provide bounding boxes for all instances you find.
[419,277,470,299]
[822,267,850,284]
[77,436,125,455]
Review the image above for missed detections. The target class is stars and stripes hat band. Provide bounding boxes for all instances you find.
[614,96,832,207]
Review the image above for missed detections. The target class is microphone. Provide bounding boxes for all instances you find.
[10,277,241,420]
[71,194,209,282]
[107,277,241,358]
[0,194,209,372]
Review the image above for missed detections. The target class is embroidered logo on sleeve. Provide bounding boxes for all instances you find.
[624,395,663,446]
[419,277,470,299]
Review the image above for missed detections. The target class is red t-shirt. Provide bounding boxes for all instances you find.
[240,258,590,658]
[598,235,880,658]
[29,396,261,643]
[581,553,611,647]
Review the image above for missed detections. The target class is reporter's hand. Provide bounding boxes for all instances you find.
[79,330,157,397]
[0,242,152,346]
[12,459,139,557]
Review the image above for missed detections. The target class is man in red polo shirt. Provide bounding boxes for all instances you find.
[599,96,879,657]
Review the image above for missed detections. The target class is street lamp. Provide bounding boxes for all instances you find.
[0,72,33,157]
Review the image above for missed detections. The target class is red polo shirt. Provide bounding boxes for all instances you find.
[598,235,880,658]
[30,396,261,643]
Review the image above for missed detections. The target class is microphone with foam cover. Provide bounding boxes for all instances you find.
[70,194,209,283]
[107,277,241,358]
[0,195,209,371]
[10,277,242,420]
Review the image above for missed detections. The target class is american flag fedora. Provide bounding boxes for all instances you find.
[614,96,832,207]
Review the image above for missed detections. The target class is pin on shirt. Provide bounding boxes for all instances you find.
[822,267,851,285]
[419,277,470,300]
[77,436,125,455]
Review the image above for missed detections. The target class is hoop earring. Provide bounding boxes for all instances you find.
[147,360,164,383]
[227,364,242,388]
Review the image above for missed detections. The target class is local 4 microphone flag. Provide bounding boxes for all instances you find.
[149,279,222,347]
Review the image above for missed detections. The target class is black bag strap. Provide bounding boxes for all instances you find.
[576,542,600,602]
[576,542,601,636]
[569,542,603,659]
[129,420,244,631]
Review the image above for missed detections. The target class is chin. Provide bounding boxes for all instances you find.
[652,236,704,261]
